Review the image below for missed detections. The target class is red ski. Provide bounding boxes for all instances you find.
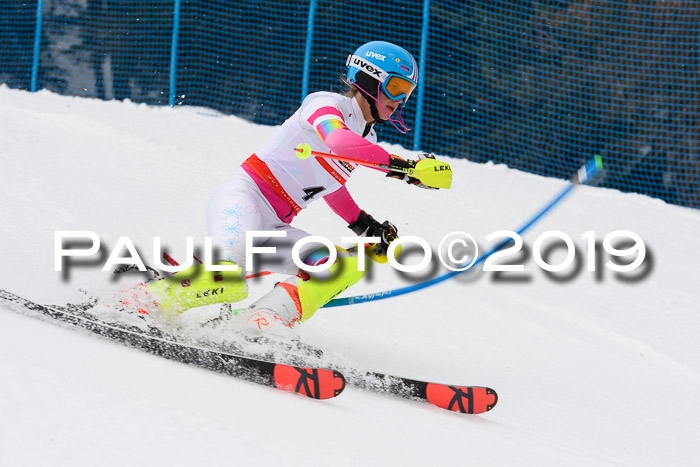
[347,371,498,414]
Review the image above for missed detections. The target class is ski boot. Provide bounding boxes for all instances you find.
[227,245,372,337]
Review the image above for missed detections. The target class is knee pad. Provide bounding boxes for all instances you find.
[299,245,333,280]
[294,246,369,322]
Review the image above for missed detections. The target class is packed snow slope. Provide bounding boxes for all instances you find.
[1,85,699,466]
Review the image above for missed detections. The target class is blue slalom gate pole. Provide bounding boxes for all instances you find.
[323,156,603,308]
[412,0,430,151]
[301,0,317,101]
[169,0,182,107]
[30,0,44,92]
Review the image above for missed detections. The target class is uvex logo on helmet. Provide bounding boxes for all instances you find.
[351,57,385,79]
[366,51,386,61]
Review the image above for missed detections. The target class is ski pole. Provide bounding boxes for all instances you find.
[294,143,452,189]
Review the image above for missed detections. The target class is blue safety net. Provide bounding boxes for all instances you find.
[1,0,698,208]
[0,1,36,89]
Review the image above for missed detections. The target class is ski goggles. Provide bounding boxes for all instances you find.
[382,75,416,101]
[347,54,417,101]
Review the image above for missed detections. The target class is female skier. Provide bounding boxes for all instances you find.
[148,41,450,334]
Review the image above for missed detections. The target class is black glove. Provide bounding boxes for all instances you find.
[348,210,398,256]
[386,154,439,189]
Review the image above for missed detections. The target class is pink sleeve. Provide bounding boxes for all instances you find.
[324,128,391,169]
[303,102,391,169]
[323,186,361,225]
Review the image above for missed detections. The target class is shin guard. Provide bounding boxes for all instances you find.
[294,246,369,322]
[146,262,248,319]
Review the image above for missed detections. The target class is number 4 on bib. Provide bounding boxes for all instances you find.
[302,186,326,201]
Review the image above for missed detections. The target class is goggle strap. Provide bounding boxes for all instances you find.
[351,79,410,134]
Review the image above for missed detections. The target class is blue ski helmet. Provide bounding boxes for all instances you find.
[346,41,418,102]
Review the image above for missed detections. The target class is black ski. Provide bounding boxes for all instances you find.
[1,289,496,412]
[0,289,345,400]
